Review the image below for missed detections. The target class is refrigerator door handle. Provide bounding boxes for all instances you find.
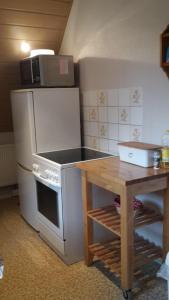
[17,162,32,173]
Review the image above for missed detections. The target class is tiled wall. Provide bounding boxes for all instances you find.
[82,87,143,155]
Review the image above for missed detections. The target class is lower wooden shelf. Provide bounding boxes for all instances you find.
[88,205,163,237]
[89,234,162,279]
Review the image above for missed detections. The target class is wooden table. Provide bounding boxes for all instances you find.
[76,157,169,298]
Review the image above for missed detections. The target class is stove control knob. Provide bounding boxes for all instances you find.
[53,174,59,183]
[33,163,39,173]
[50,173,58,183]
[45,169,51,179]
[45,170,59,183]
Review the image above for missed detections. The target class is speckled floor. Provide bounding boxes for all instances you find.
[0,196,167,300]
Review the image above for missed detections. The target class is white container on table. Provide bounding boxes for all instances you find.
[118,141,161,167]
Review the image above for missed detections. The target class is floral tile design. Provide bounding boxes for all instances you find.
[130,126,142,141]
[97,90,108,106]
[83,107,98,122]
[84,136,100,149]
[130,87,143,106]
[99,123,108,138]
[89,108,98,121]
[119,107,130,124]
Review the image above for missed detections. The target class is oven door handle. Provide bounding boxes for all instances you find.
[33,171,61,189]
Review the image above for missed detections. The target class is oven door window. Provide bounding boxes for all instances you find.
[37,181,60,227]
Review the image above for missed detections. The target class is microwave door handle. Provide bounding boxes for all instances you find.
[30,59,34,83]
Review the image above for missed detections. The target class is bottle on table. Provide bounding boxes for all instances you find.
[161,130,169,168]
[153,150,161,169]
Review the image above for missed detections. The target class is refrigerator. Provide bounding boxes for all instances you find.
[11,88,81,230]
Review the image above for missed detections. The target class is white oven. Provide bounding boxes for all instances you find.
[32,148,113,265]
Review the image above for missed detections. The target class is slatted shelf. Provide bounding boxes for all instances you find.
[89,234,162,280]
[88,205,163,237]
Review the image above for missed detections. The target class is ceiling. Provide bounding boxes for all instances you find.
[0,0,73,132]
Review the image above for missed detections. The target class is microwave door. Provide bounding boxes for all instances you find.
[20,60,33,85]
[32,57,41,85]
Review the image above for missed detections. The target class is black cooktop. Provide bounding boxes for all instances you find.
[38,147,111,164]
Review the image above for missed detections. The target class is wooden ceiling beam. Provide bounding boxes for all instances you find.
[0,0,72,17]
[0,24,63,42]
[0,9,67,30]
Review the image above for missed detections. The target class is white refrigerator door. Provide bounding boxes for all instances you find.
[17,163,38,230]
[11,91,36,170]
[33,88,81,153]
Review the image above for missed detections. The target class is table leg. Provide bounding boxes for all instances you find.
[82,170,94,266]
[120,186,134,290]
[163,176,169,259]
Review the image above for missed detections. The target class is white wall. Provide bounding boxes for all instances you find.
[60,0,169,64]
[60,0,169,245]
[60,0,169,144]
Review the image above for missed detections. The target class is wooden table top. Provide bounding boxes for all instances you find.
[76,156,169,185]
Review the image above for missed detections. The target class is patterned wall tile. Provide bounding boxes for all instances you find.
[130,126,142,141]
[82,107,88,121]
[98,107,108,122]
[82,92,89,106]
[97,90,108,106]
[83,121,99,137]
[84,135,91,148]
[107,89,118,106]
[108,124,118,140]
[130,87,143,106]
[108,140,119,156]
[99,123,108,138]
[130,107,143,125]
[108,107,119,123]
[118,88,130,106]
[119,107,130,124]
[99,138,109,152]
[89,107,98,122]
[82,91,97,106]
[83,107,98,122]
[119,125,130,141]
[84,136,100,150]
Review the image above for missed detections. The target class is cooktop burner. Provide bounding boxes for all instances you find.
[38,147,111,164]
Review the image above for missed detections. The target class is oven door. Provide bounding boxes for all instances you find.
[35,175,63,239]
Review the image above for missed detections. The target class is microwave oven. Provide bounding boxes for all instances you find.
[20,55,74,87]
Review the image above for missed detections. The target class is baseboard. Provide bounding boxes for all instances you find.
[0,184,18,199]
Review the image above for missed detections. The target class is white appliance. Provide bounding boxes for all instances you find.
[11,88,81,230]
[32,148,112,264]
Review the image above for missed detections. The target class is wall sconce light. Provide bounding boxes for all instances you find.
[21,41,31,53]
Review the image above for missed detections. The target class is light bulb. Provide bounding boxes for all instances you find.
[21,41,31,53]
